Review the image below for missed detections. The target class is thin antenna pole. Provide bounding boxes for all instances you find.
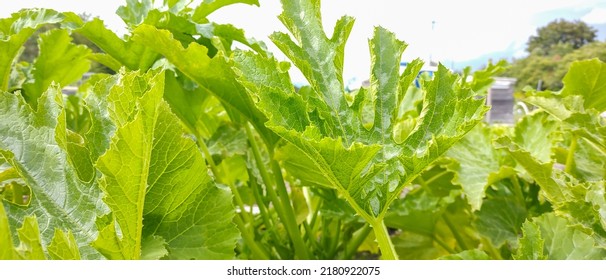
[430,20,435,65]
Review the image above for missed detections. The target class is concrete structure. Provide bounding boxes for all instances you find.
[486,77,517,124]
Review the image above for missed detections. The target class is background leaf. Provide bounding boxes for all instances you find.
[0,9,64,91]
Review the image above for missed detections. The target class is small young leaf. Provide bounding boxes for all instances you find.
[16,216,46,260]
[515,219,546,260]
[48,229,81,260]
[0,204,17,259]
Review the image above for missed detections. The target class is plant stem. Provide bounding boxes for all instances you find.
[302,221,319,250]
[511,176,525,205]
[424,170,449,186]
[328,219,342,258]
[228,183,253,225]
[270,160,311,259]
[250,176,274,229]
[564,134,578,174]
[343,224,372,260]
[195,133,252,224]
[371,220,398,260]
[195,134,219,176]
[432,235,456,254]
[246,125,310,259]
[233,214,270,260]
[483,238,503,260]
[442,214,469,251]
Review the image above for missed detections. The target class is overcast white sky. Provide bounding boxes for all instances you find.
[3,0,606,84]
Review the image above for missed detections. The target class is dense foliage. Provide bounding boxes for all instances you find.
[1,0,605,260]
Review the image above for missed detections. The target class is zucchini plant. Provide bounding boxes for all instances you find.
[231,0,490,259]
[1,0,605,260]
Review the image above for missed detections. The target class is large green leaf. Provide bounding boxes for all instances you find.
[561,59,606,111]
[497,137,606,247]
[93,70,239,259]
[513,111,558,163]
[517,213,606,259]
[235,0,488,224]
[131,24,277,146]
[22,29,91,106]
[0,205,80,260]
[445,124,513,211]
[0,9,64,91]
[475,196,527,248]
[0,87,106,259]
[519,59,606,158]
[75,18,159,71]
[270,0,355,140]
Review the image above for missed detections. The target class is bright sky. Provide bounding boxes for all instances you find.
[3,0,606,84]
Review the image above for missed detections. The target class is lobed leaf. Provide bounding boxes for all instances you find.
[94,70,239,259]
[131,24,277,146]
[236,0,489,224]
[0,87,106,259]
[498,137,606,247]
[76,18,159,71]
[517,213,606,259]
[445,124,514,211]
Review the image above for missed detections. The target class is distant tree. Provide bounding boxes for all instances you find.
[505,41,606,91]
[504,54,560,91]
[526,19,597,55]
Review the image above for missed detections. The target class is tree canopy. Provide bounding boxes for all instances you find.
[505,19,603,91]
[526,19,597,55]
